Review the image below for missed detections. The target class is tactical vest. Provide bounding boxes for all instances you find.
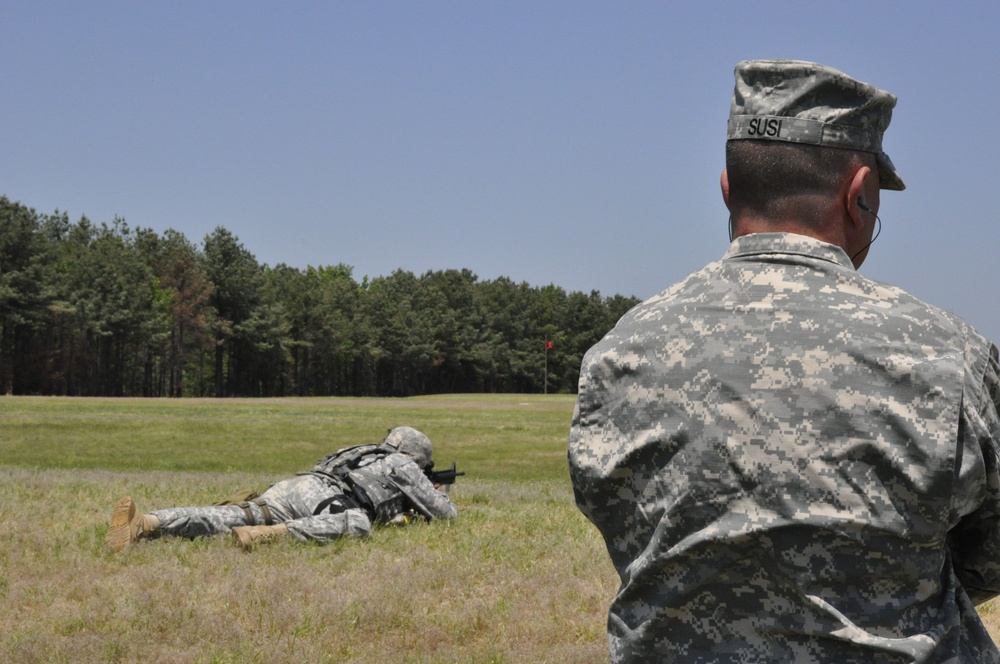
[344,463,406,523]
[309,444,406,523]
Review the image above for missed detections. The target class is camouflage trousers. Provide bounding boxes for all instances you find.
[150,474,372,544]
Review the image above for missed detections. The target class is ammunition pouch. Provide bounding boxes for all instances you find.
[301,467,403,524]
[345,467,405,524]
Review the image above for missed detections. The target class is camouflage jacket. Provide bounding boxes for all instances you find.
[569,233,1000,663]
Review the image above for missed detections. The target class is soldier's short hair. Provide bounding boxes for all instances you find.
[726,140,875,221]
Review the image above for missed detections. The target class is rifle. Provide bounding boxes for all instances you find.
[425,461,465,487]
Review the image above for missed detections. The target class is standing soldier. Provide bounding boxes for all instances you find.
[569,60,1000,662]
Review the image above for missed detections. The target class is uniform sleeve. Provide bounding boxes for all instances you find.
[949,343,1000,605]
[386,455,458,521]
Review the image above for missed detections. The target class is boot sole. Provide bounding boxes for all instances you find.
[107,496,137,552]
[232,527,255,551]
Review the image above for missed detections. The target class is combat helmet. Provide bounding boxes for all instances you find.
[382,426,434,469]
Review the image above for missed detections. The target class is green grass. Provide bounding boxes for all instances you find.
[0,395,572,480]
[0,395,616,663]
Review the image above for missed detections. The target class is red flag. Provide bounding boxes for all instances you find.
[545,339,553,350]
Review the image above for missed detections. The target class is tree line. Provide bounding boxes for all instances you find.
[0,196,640,397]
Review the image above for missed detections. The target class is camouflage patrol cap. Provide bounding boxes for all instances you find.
[383,426,434,469]
[727,59,905,190]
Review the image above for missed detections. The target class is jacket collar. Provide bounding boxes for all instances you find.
[722,232,855,271]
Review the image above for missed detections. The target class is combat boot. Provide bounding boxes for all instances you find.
[107,496,160,552]
[232,523,289,551]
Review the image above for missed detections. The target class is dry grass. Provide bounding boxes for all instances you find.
[0,395,616,663]
[980,598,1000,642]
[0,467,615,663]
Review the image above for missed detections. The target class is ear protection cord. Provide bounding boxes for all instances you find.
[851,200,881,263]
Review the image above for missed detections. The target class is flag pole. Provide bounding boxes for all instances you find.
[543,338,553,394]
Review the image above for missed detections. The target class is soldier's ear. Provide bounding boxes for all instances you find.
[720,167,731,210]
[845,165,872,230]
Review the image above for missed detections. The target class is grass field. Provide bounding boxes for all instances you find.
[2,395,999,663]
[0,395,616,663]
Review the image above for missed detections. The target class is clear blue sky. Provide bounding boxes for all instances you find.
[3,1,998,341]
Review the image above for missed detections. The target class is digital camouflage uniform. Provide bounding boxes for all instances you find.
[569,233,1000,663]
[152,427,457,544]
[569,60,1000,663]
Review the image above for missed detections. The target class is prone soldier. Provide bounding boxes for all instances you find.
[108,426,460,552]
